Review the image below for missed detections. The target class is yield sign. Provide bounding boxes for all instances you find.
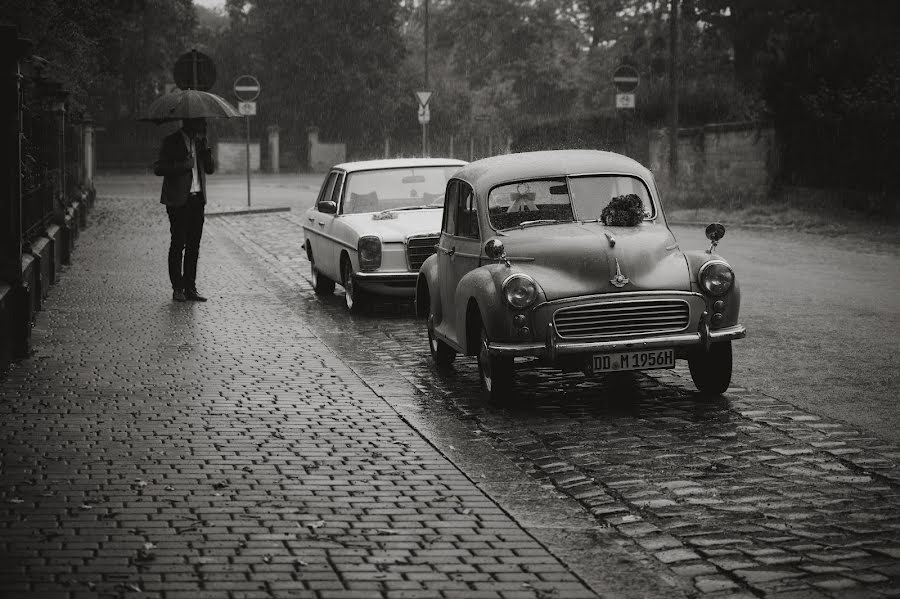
[415,91,432,107]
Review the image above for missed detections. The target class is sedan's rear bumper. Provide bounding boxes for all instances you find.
[488,323,746,359]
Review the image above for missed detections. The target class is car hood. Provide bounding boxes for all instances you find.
[341,209,443,242]
[497,222,691,300]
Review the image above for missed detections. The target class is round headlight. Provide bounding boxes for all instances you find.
[698,260,734,296]
[503,274,538,309]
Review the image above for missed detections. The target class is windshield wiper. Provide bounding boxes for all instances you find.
[380,205,438,213]
[502,218,572,231]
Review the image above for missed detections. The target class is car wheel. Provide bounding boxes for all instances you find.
[688,341,733,395]
[341,258,368,314]
[477,322,514,402]
[310,256,335,296]
[427,316,456,367]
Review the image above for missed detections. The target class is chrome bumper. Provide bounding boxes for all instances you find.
[488,323,746,360]
[353,271,418,284]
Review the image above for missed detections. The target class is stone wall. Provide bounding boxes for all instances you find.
[216,140,261,173]
[307,128,346,172]
[649,122,776,198]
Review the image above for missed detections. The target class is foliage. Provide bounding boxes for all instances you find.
[210,0,406,155]
[0,0,195,119]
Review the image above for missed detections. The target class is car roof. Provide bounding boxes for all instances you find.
[454,150,653,192]
[333,157,468,173]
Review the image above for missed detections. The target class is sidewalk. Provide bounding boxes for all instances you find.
[0,195,599,598]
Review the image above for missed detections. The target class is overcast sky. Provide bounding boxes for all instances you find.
[194,0,225,11]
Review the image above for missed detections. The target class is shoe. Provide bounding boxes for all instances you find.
[173,289,186,302]
[184,289,207,302]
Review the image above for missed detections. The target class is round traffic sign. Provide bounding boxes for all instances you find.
[173,50,216,91]
[233,75,261,102]
[612,65,640,93]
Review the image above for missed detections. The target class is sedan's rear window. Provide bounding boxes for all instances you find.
[487,175,654,230]
[342,166,461,214]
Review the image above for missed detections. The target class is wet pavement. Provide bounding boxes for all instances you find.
[0,188,898,599]
[215,210,900,598]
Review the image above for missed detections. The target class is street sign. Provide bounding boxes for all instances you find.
[415,91,432,107]
[616,93,636,109]
[174,50,216,91]
[612,65,640,93]
[238,101,257,116]
[233,75,261,102]
[418,104,430,124]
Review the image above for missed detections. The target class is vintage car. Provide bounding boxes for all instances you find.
[302,158,467,312]
[416,150,746,400]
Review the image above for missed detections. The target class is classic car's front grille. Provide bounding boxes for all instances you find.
[406,235,439,271]
[553,299,690,339]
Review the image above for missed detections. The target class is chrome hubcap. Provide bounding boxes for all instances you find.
[479,334,492,391]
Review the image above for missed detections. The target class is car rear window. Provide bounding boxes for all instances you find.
[487,175,654,229]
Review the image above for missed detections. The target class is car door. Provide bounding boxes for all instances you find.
[318,171,345,279]
[307,171,339,278]
[437,180,483,348]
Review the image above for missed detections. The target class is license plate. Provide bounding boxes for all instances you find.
[593,348,675,373]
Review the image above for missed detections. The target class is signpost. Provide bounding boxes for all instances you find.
[612,64,639,110]
[416,91,431,157]
[174,50,216,90]
[233,75,260,207]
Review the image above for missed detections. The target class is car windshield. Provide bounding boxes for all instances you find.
[341,166,461,214]
[487,175,654,229]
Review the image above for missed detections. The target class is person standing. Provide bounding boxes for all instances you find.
[154,118,215,302]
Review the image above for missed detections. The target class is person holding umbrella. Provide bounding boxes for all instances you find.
[153,117,215,302]
[144,81,240,301]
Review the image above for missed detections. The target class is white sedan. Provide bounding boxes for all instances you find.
[302,158,467,312]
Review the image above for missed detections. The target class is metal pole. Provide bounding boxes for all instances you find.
[668,0,679,185]
[422,123,426,158]
[245,115,251,207]
[424,0,429,157]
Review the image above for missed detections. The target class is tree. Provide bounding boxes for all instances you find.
[215,0,407,157]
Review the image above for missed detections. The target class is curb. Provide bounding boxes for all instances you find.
[206,206,291,217]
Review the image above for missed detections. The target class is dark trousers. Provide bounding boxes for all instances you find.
[166,193,205,292]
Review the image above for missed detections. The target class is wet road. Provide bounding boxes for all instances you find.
[210,208,900,597]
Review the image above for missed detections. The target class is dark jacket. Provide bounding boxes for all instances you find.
[153,130,216,206]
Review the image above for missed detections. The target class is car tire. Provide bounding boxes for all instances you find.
[477,322,514,402]
[311,263,335,296]
[341,258,368,314]
[688,341,733,395]
[428,316,456,367]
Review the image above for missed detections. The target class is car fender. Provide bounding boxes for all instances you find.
[454,263,548,354]
[683,250,741,328]
[416,254,439,318]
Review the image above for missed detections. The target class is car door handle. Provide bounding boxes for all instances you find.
[318,221,325,226]
[440,246,455,256]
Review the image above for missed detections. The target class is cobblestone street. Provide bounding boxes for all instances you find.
[1,192,899,599]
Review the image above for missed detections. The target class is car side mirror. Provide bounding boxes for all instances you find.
[318,200,337,214]
[705,222,726,253]
[484,237,510,267]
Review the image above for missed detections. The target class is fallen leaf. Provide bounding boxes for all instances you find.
[309,520,326,529]
[164,486,175,492]
[9,498,24,504]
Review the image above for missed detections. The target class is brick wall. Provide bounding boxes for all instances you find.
[649,122,776,198]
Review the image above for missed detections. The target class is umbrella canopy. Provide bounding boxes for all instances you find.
[140,89,240,124]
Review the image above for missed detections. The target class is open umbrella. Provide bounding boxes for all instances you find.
[140,89,240,124]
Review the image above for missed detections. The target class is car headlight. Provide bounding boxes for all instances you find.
[503,274,538,309]
[358,236,382,271]
[698,260,734,296]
